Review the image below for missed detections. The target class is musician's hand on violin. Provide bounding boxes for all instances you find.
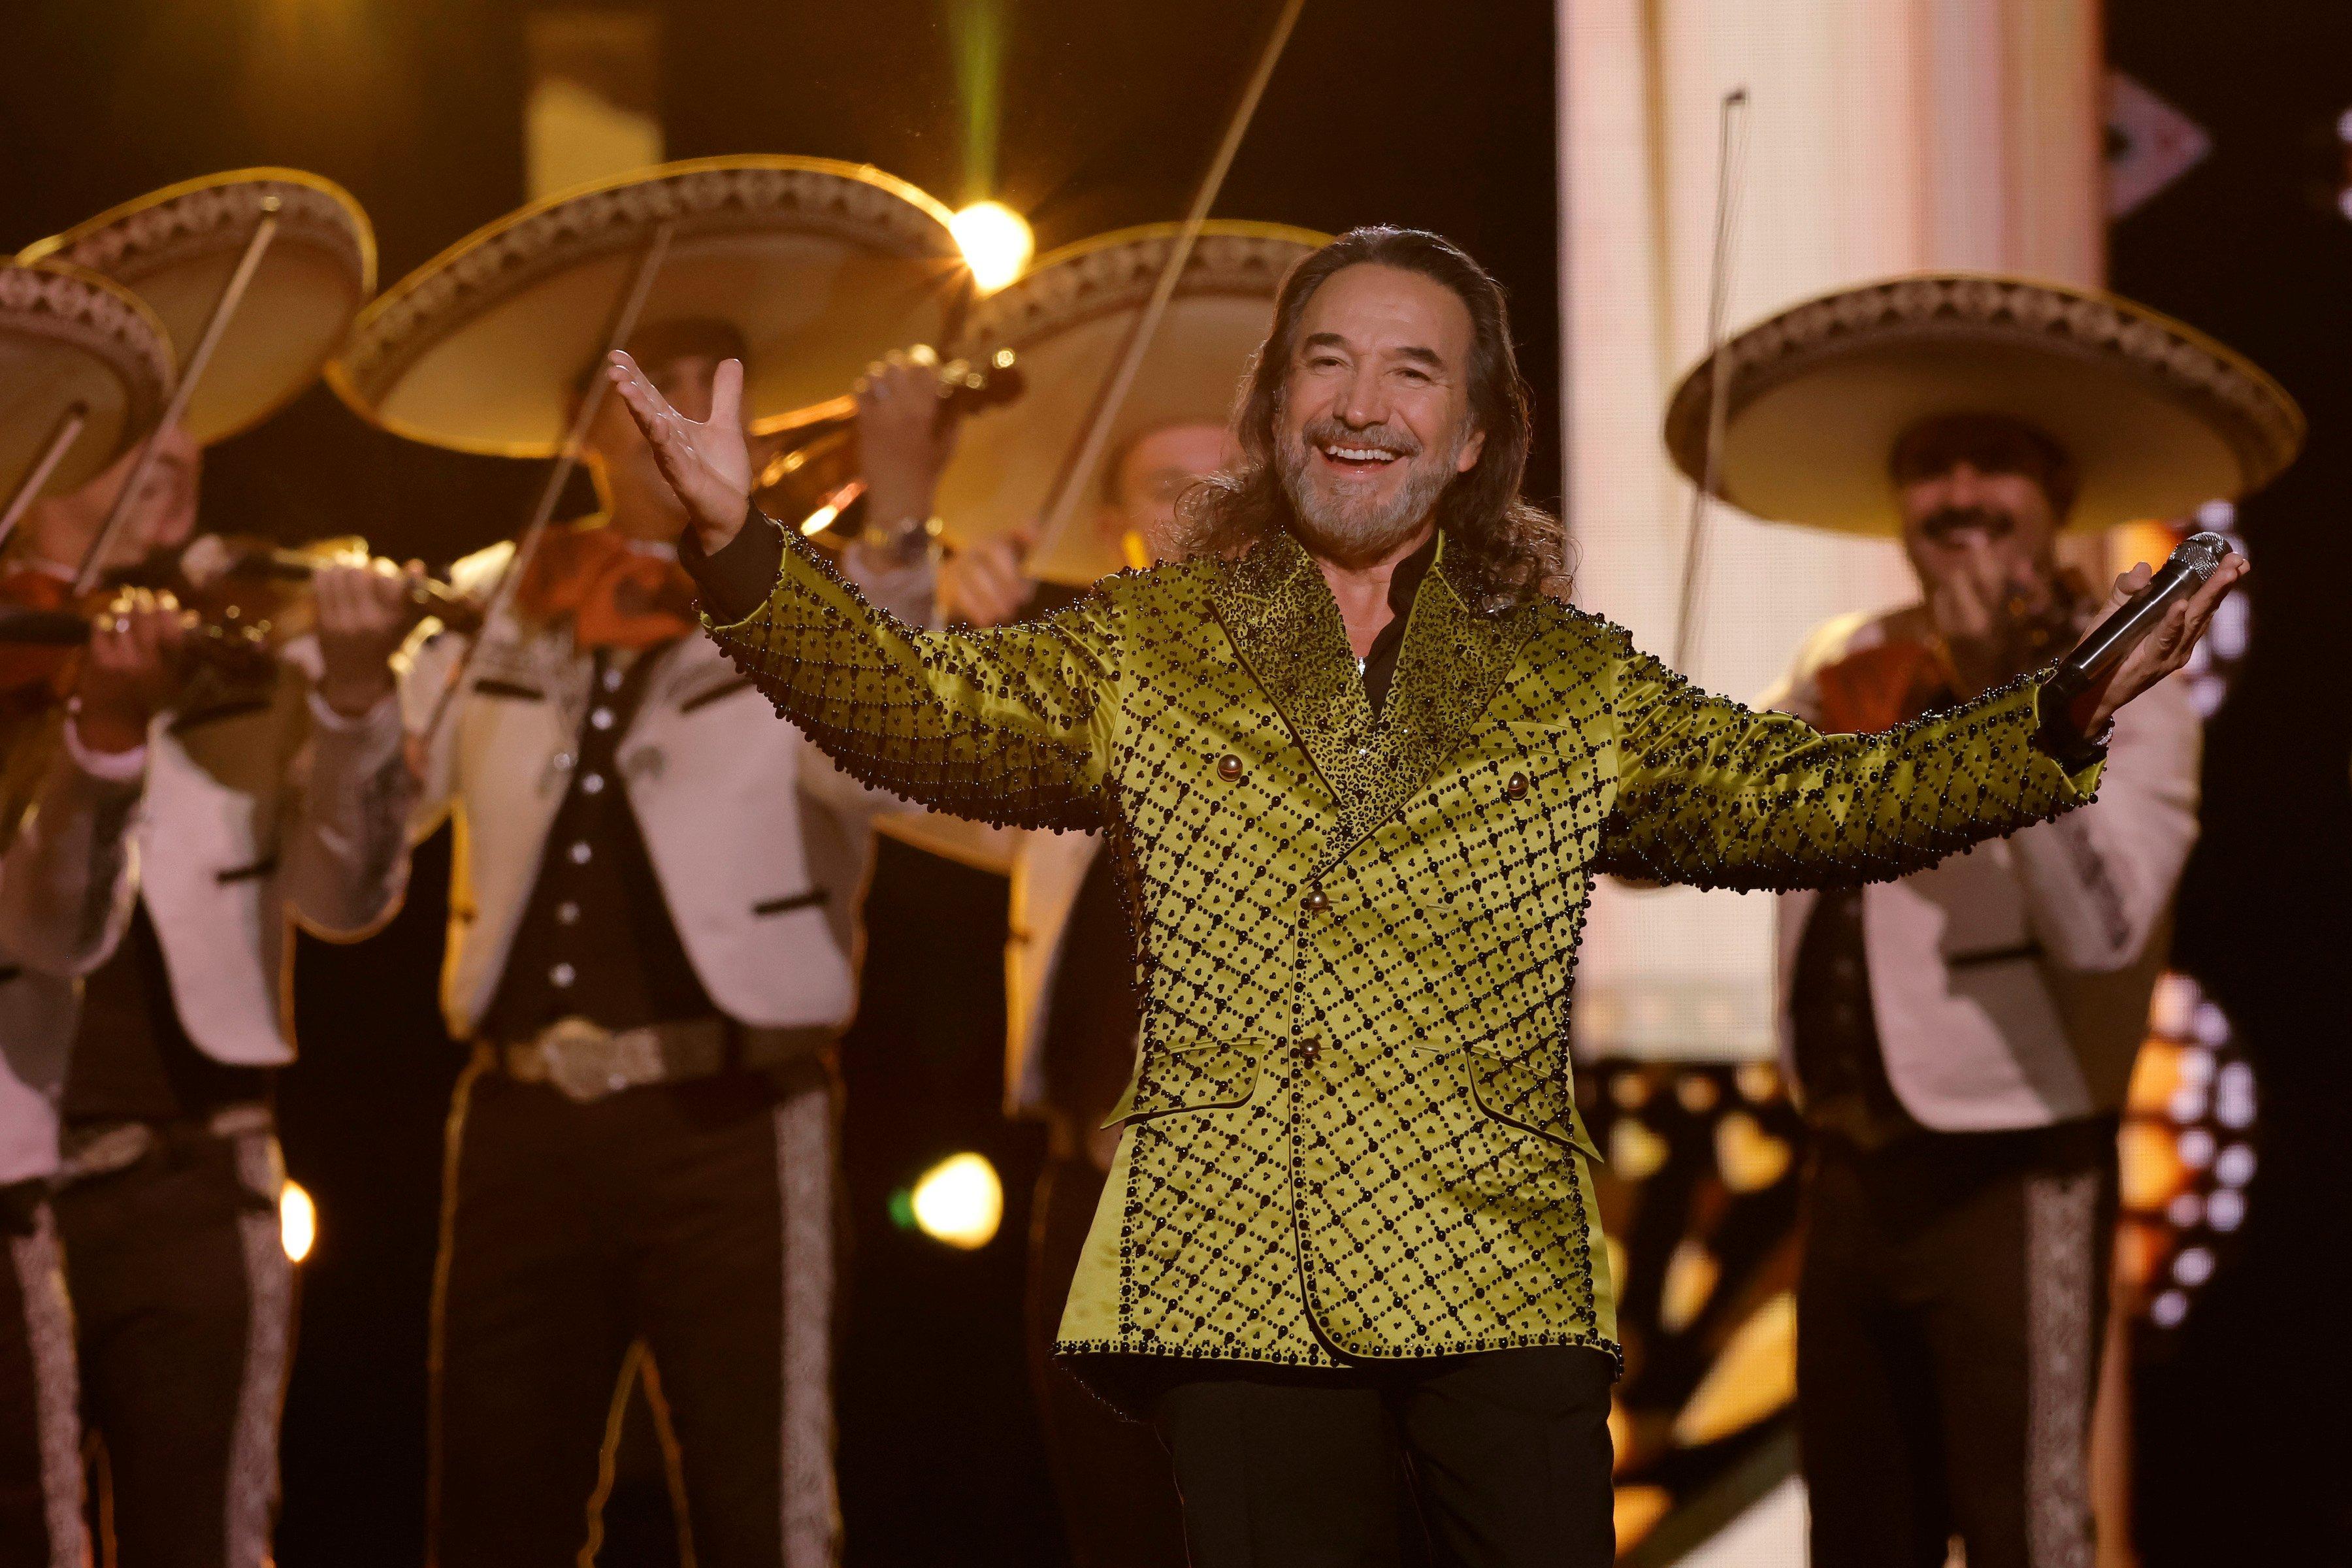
[607,351,751,556]
[857,346,959,529]
[315,558,421,719]
[940,527,1038,629]
[74,589,187,755]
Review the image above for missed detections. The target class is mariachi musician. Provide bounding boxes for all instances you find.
[877,221,1320,1568]
[1,171,402,1568]
[314,157,996,1568]
[1663,274,2302,1568]
[0,256,178,1568]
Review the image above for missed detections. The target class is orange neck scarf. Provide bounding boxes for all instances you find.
[513,523,700,652]
[1814,637,1952,735]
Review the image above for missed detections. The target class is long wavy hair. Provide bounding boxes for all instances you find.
[1173,227,1569,608]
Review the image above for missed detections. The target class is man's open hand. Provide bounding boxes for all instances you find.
[606,351,753,555]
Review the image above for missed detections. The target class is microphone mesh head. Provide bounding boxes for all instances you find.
[2176,531,2233,583]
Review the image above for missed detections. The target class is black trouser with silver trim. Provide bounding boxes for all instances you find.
[430,1053,840,1568]
[1,1184,84,1568]
[1152,1345,1617,1568]
[1798,1119,2118,1568]
[51,1126,291,1568]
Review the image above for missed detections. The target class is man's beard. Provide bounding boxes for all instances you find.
[1277,416,1463,566]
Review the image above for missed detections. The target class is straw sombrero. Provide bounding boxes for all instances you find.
[328,155,972,458]
[937,220,1327,585]
[21,169,374,446]
[1662,272,2304,534]
[0,261,175,508]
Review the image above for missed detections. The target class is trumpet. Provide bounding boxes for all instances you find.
[753,348,1022,538]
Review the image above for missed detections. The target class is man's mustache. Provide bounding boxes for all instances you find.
[1919,504,2018,542]
[1298,417,1424,458]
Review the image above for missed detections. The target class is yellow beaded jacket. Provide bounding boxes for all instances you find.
[706,522,2100,1399]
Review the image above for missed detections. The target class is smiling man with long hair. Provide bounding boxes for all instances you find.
[613,227,2238,1568]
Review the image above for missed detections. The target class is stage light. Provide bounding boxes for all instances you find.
[280,1181,316,1264]
[951,202,1033,293]
[907,1152,1004,1250]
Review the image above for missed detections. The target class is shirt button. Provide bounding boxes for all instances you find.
[551,751,575,772]
[590,708,615,731]
[556,902,581,925]
[550,962,576,988]
[602,666,623,692]
[1296,1040,1320,1063]
[1302,889,1330,914]
[1216,755,1243,782]
[581,773,606,796]
[568,841,593,865]
[1506,772,1530,800]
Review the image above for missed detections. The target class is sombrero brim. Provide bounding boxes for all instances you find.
[21,169,374,447]
[1663,273,2306,534]
[327,155,971,459]
[0,261,175,504]
[936,221,1326,585]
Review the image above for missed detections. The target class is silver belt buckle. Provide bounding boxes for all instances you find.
[538,1018,652,1102]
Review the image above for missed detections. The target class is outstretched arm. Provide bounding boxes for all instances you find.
[1599,558,2242,890]
[608,353,1117,828]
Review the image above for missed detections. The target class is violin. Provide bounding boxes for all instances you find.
[0,534,483,714]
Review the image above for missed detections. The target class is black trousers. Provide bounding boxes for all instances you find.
[1152,1346,1616,1568]
[430,1057,838,1568]
[1027,1155,1189,1568]
[52,1128,291,1568]
[1797,1121,2117,1568]
[1,1188,84,1568]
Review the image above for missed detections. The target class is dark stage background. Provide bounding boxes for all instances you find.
[5,1,2351,1563]
[1,3,1560,1564]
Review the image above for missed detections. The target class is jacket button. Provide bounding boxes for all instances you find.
[1506,772,1530,800]
[1296,1040,1320,1063]
[1217,754,1244,781]
[1302,889,1330,914]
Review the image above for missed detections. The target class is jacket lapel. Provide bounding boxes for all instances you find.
[1208,531,1533,849]
[1375,549,1534,826]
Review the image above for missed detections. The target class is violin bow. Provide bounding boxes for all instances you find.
[1671,87,1750,674]
[73,198,284,595]
[1026,0,1309,567]
[417,220,678,741]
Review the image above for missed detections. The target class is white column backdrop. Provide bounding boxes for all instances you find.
[1557,0,2106,1060]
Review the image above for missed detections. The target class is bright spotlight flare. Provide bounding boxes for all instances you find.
[908,1152,1004,1250]
[280,1180,317,1264]
[950,202,1033,293]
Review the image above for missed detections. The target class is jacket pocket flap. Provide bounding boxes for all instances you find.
[1103,1037,1270,1126]
[1466,1053,1602,1160]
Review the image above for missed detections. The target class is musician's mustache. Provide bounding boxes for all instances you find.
[1919,504,2018,541]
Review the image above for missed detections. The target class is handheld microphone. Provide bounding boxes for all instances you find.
[2042,531,2234,715]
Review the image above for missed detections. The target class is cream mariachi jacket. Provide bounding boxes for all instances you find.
[703,522,2108,1395]
[316,535,938,1040]
[1765,608,2202,1128]
[0,649,410,1171]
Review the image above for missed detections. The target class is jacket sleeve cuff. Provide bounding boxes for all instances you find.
[61,719,148,785]
[678,503,787,626]
[2028,681,2109,794]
